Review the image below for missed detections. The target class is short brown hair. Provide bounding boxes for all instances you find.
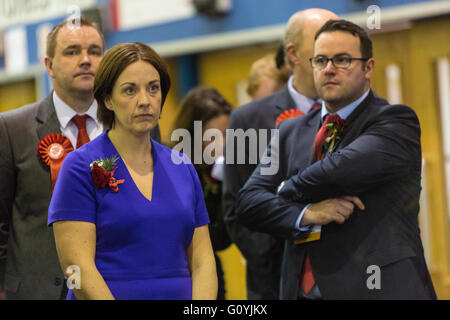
[314,19,373,59]
[94,42,171,129]
[46,17,104,58]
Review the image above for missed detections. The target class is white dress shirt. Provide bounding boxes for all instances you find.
[53,91,103,149]
[287,76,322,113]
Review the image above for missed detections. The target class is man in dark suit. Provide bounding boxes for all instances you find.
[0,17,160,300]
[223,9,338,299]
[236,19,436,299]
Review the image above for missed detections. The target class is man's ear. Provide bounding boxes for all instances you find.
[285,43,299,65]
[364,58,375,80]
[44,56,54,78]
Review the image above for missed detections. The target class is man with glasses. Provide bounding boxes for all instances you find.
[236,19,436,299]
[223,9,338,300]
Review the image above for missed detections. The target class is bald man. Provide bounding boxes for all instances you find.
[223,9,338,299]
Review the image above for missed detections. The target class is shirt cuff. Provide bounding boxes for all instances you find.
[295,203,312,231]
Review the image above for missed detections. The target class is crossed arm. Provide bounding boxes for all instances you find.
[236,105,421,239]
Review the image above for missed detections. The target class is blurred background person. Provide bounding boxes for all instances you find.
[171,85,233,300]
[223,8,338,300]
[246,49,292,101]
[49,42,217,300]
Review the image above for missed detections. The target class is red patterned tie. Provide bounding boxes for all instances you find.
[300,114,343,295]
[72,115,91,149]
[313,114,344,161]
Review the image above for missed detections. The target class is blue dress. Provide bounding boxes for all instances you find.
[48,131,210,300]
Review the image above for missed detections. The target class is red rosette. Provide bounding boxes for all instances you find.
[91,163,111,189]
[275,109,304,127]
[91,165,125,192]
[37,134,74,192]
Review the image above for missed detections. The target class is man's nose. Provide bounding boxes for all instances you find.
[323,59,336,74]
[79,51,91,67]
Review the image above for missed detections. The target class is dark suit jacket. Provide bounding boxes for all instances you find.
[222,86,298,299]
[236,91,436,299]
[0,93,161,299]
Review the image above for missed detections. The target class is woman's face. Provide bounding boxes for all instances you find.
[106,60,161,135]
[202,113,230,159]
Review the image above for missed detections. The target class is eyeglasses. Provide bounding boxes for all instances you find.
[309,54,370,70]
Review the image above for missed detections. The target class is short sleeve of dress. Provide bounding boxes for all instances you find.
[187,163,210,228]
[48,150,96,226]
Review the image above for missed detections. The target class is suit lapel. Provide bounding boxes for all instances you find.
[288,109,321,170]
[273,86,297,113]
[334,90,374,151]
[306,110,322,164]
[36,92,62,141]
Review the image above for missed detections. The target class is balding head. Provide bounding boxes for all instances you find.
[284,8,338,56]
[283,8,338,99]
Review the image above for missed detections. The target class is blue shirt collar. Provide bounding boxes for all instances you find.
[321,89,370,121]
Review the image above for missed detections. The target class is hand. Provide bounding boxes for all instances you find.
[301,196,365,226]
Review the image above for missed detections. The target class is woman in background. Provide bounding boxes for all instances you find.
[246,47,292,101]
[171,86,232,299]
[49,43,217,300]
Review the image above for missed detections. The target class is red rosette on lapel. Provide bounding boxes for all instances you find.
[90,156,125,192]
[37,134,74,192]
[275,109,304,127]
[91,163,111,189]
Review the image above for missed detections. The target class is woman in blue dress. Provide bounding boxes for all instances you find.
[48,42,218,300]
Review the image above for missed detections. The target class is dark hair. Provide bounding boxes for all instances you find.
[46,17,104,58]
[94,42,171,129]
[275,43,286,70]
[314,19,373,59]
[171,86,232,147]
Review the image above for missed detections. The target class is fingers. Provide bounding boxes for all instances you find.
[304,196,365,226]
[333,203,351,224]
[341,195,365,210]
[332,196,365,224]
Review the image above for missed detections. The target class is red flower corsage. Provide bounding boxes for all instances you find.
[37,134,74,191]
[90,156,125,192]
[275,109,304,127]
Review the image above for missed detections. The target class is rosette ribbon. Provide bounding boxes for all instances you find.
[37,134,74,192]
[275,109,304,127]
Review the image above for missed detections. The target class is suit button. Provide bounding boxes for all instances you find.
[54,278,62,286]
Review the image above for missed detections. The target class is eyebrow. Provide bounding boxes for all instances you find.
[317,52,351,57]
[88,44,103,50]
[119,80,160,87]
[63,44,102,51]
[63,45,81,51]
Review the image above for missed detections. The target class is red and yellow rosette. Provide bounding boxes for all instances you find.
[37,134,74,192]
[275,109,304,127]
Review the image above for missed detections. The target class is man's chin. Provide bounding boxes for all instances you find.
[74,83,95,93]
